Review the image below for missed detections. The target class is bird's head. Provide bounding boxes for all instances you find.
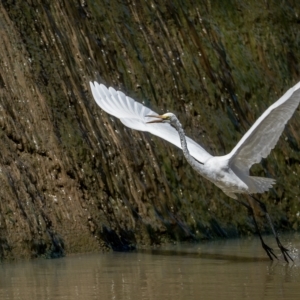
[146,112,176,124]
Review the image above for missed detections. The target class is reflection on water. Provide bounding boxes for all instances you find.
[0,234,300,300]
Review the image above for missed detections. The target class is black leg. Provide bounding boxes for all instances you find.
[250,196,293,263]
[251,210,278,261]
[236,199,277,261]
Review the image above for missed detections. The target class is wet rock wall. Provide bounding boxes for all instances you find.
[0,0,299,259]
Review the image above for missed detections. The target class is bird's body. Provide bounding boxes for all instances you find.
[90,80,300,262]
[200,157,250,197]
[190,150,276,199]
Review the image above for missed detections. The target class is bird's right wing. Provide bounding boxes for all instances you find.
[227,81,300,173]
[90,82,212,163]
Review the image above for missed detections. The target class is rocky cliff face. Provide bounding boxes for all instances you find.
[0,1,299,260]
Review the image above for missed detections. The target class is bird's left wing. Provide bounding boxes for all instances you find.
[227,81,300,173]
[90,82,212,163]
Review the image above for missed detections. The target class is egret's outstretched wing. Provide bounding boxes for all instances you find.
[90,82,212,163]
[227,81,300,172]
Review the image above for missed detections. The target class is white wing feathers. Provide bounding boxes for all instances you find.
[90,82,213,163]
[228,81,300,172]
[90,81,300,172]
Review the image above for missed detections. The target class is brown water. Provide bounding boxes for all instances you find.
[0,234,300,300]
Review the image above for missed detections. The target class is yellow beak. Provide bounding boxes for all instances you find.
[146,115,165,124]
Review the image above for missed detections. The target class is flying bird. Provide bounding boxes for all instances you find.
[90,81,300,262]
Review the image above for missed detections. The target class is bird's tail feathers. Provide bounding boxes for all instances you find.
[248,176,276,194]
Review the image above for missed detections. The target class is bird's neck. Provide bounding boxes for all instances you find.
[173,117,205,171]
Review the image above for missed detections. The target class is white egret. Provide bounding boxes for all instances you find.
[90,81,300,262]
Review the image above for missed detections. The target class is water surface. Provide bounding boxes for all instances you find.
[0,234,300,300]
